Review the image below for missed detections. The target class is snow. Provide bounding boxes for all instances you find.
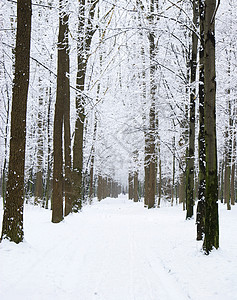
[0,195,237,300]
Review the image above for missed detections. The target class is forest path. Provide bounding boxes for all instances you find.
[2,195,237,300]
[0,195,190,300]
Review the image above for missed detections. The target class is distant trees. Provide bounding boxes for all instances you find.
[97,176,120,201]
[1,0,32,242]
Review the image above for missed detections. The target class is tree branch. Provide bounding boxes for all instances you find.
[211,0,220,25]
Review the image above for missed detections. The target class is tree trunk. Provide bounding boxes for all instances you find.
[158,153,162,208]
[72,60,85,211]
[171,135,175,206]
[145,0,157,209]
[72,0,97,211]
[224,139,231,210]
[219,159,224,203]
[186,0,198,219]
[63,14,72,217]
[179,173,186,210]
[89,112,98,202]
[34,86,44,205]
[52,1,70,223]
[224,87,232,210]
[45,84,53,209]
[1,77,11,206]
[203,0,219,254]
[128,172,134,200]
[134,171,139,202]
[231,133,236,205]
[1,0,32,243]
[144,136,149,207]
[97,175,103,201]
[196,0,205,241]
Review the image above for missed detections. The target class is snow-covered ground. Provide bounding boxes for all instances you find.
[0,195,237,300]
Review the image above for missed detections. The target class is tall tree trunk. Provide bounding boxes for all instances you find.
[89,113,98,202]
[158,149,162,208]
[231,133,236,205]
[144,137,149,207]
[203,0,219,254]
[219,159,224,203]
[186,0,198,219]
[1,69,11,206]
[64,32,72,216]
[72,61,85,211]
[34,84,44,205]
[196,0,205,241]
[145,0,157,209]
[45,84,53,209]
[224,129,231,210]
[224,82,232,210]
[171,135,175,206]
[52,0,70,223]
[72,0,97,211]
[178,109,189,209]
[1,0,32,243]
[179,35,190,210]
[89,148,95,202]
[179,173,185,209]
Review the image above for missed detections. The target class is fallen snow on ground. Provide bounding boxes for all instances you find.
[0,195,237,300]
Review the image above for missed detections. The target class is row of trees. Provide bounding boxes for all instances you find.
[0,0,236,254]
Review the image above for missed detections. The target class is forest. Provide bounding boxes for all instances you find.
[0,0,237,298]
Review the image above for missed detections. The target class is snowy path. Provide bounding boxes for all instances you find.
[1,195,237,300]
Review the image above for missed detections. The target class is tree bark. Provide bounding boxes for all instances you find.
[34,85,44,205]
[97,175,103,201]
[72,0,97,211]
[231,132,236,205]
[52,0,70,223]
[158,152,162,208]
[128,172,134,200]
[224,130,231,210]
[196,0,205,241]
[63,20,72,216]
[171,135,175,206]
[1,0,32,243]
[134,171,139,202]
[186,0,198,219]
[89,112,98,202]
[45,84,53,209]
[145,0,157,209]
[203,0,219,254]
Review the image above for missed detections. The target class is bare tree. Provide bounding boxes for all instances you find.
[72,0,98,211]
[202,0,219,254]
[1,0,32,243]
[52,0,71,223]
[196,0,205,241]
[186,0,198,219]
